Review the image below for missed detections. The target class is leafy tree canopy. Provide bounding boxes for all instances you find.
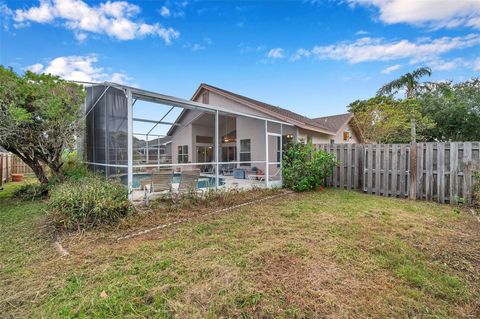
[416,79,480,141]
[377,67,433,98]
[0,66,85,184]
[348,96,434,144]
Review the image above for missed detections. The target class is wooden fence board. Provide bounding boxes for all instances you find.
[399,145,406,198]
[316,141,479,205]
[450,143,458,204]
[375,145,381,195]
[339,145,345,188]
[347,144,352,189]
[437,143,445,203]
[367,144,373,194]
[463,142,472,204]
[383,145,390,197]
[426,143,434,201]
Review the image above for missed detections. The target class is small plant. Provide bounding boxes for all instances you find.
[61,151,89,181]
[473,170,480,211]
[12,182,50,201]
[282,142,337,192]
[48,176,132,230]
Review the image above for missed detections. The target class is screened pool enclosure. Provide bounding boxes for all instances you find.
[83,82,295,201]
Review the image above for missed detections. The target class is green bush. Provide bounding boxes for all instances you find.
[473,170,480,210]
[61,151,89,181]
[48,176,132,230]
[12,182,50,201]
[282,142,337,192]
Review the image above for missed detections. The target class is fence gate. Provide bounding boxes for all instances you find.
[316,142,480,205]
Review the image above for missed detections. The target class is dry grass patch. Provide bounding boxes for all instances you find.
[1,184,479,318]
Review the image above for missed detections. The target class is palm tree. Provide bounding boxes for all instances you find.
[377,67,432,99]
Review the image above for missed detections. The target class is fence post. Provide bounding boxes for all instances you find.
[409,142,417,200]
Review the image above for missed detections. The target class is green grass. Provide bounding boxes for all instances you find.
[1,182,479,318]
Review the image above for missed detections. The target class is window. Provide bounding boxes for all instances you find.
[178,145,188,163]
[239,139,251,166]
[343,131,350,141]
[330,139,335,144]
[307,136,313,144]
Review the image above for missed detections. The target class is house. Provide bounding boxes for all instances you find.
[82,81,360,198]
[168,83,360,167]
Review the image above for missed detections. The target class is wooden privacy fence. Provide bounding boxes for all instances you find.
[0,153,34,184]
[316,142,480,205]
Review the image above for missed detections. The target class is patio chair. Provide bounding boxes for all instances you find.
[177,169,201,192]
[144,169,172,206]
[247,168,281,182]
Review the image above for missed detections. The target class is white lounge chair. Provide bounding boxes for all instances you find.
[247,169,281,182]
[144,169,172,205]
[178,169,200,192]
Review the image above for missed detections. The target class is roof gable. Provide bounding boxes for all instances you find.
[312,113,353,134]
[192,83,336,135]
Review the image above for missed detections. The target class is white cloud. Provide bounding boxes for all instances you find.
[238,43,264,54]
[25,55,131,84]
[0,3,13,30]
[26,63,44,73]
[191,43,205,51]
[355,30,369,35]
[160,6,170,17]
[74,31,88,42]
[349,0,480,29]
[290,48,311,62]
[11,0,179,43]
[474,57,480,71]
[427,58,466,71]
[302,34,480,64]
[381,64,401,74]
[266,48,284,59]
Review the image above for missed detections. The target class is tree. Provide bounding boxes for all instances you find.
[348,96,434,143]
[377,67,433,98]
[417,79,480,141]
[0,66,85,184]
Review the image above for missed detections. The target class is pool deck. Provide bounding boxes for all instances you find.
[131,175,280,203]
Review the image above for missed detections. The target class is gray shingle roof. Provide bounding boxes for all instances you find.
[198,83,336,133]
[312,113,353,133]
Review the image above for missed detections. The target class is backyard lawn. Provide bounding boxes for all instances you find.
[1,181,479,318]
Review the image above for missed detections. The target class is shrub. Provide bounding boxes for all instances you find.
[61,151,89,181]
[473,170,480,210]
[12,182,50,200]
[282,142,337,192]
[48,176,132,230]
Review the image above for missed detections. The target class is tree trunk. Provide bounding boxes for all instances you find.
[29,160,49,185]
[47,161,65,183]
[6,148,50,185]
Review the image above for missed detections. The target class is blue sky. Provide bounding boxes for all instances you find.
[1,0,480,123]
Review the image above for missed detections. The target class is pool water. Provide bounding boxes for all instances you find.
[120,173,225,189]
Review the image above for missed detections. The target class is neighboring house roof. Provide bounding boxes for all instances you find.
[0,146,7,153]
[190,83,336,135]
[136,136,172,148]
[311,113,354,134]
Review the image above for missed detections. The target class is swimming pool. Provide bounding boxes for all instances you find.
[119,173,225,189]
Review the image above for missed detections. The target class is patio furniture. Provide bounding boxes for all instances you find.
[178,169,201,192]
[247,169,281,182]
[144,169,172,206]
[233,168,246,179]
